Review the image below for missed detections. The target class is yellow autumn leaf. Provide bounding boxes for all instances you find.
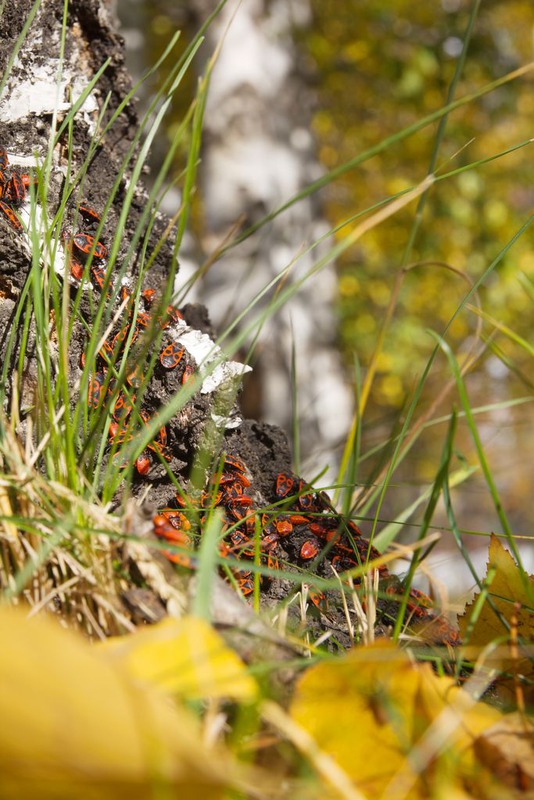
[98,615,258,701]
[290,641,500,799]
[458,534,534,707]
[0,607,243,800]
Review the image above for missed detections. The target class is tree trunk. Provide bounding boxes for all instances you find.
[118,0,355,480]
[0,2,459,649]
[0,0,295,639]
[183,0,354,480]
[0,0,292,506]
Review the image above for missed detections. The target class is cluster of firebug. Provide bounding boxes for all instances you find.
[153,511,194,568]
[152,455,260,595]
[152,459,461,641]
[107,405,170,477]
[271,472,460,639]
[152,457,386,605]
[0,147,34,231]
[138,288,193,382]
[0,176,460,642]
[71,204,193,475]
[263,471,389,609]
[63,202,110,290]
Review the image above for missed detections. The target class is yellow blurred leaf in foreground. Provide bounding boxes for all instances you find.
[0,607,243,800]
[98,615,258,701]
[291,641,500,799]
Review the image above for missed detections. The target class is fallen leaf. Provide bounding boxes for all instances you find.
[0,607,243,799]
[291,640,500,799]
[98,615,258,701]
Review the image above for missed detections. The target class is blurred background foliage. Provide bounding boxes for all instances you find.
[123,0,534,409]
[306,0,533,410]
[300,0,534,548]
[118,0,534,549]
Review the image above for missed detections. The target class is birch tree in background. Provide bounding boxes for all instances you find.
[120,0,354,480]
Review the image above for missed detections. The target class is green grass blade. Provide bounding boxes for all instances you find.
[400,0,482,267]
[373,464,477,553]
[193,508,225,621]
[0,0,42,98]
[432,333,534,608]
[392,405,458,638]
[223,62,534,250]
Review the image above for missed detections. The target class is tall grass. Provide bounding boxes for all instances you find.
[0,1,532,668]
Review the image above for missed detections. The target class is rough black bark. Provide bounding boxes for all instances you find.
[0,0,293,507]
